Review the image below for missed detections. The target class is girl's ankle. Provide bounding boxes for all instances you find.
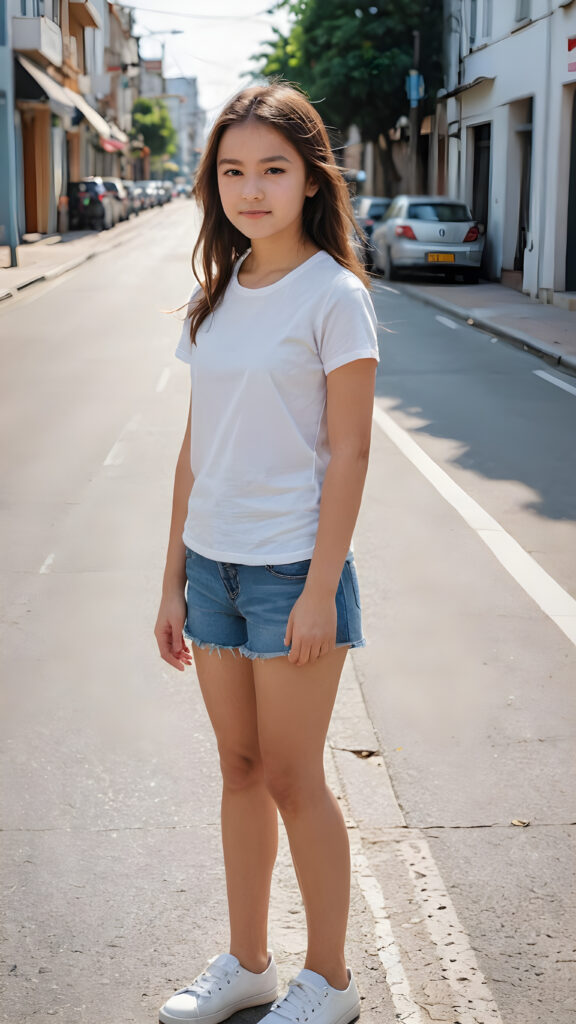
[231,950,270,975]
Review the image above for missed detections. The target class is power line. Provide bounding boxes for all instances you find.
[119,3,277,23]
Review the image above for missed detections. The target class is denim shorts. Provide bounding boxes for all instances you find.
[183,547,366,660]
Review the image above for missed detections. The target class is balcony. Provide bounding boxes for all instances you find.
[69,1,102,30]
[12,16,63,68]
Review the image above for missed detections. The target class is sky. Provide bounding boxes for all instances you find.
[122,0,293,125]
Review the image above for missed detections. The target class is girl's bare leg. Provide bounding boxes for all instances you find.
[253,647,350,990]
[193,646,278,973]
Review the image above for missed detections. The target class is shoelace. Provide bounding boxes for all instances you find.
[270,977,327,1022]
[177,960,239,998]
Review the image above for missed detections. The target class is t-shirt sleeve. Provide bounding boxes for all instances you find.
[174,284,203,364]
[317,276,380,375]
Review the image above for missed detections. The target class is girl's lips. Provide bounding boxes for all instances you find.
[240,211,270,218]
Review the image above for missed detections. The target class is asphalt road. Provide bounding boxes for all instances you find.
[0,202,574,1024]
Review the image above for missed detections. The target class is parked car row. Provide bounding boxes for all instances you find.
[353,192,485,283]
[66,177,191,232]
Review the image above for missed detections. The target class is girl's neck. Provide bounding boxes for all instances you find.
[240,233,321,287]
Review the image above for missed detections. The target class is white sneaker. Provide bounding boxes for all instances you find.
[158,952,278,1023]
[259,968,360,1024]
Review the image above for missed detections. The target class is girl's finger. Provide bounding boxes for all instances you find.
[287,637,301,663]
[296,642,312,666]
[284,611,294,648]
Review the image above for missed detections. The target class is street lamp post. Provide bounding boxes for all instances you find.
[139,29,183,92]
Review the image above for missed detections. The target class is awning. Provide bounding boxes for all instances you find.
[99,137,126,153]
[444,76,495,99]
[64,87,111,139]
[16,55,77,119]
[69,0,102,29]
[109,122,129,144]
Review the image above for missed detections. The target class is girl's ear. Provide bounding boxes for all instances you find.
[306,177,319,198]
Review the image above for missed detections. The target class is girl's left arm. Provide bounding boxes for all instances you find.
[284,357,378,666]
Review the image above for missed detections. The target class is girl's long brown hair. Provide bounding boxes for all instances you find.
[187,81,370,344]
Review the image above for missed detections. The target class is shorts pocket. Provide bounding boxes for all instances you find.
[264,559,311,580]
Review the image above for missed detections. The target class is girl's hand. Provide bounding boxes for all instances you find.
[154,592,193,671]
[284,589,337,667]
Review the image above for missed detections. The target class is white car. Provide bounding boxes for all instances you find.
[372,195,485,283]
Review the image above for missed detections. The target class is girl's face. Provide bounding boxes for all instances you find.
[216,120,318,243]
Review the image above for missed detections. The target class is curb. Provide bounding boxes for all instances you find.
[399,283,576,376]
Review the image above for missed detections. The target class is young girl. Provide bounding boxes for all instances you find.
[155,82,379,1024]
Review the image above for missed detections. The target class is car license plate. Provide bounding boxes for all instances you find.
[427,253,455,263]
[82,198,90,206]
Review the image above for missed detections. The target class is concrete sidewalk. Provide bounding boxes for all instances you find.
[399,278,576,374]
[0,206,167,300]
[2,224,575,374]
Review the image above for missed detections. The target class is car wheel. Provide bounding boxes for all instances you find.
[385,247,399,281]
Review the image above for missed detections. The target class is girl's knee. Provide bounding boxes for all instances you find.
[263,763,325,814]
[219,749,263,791]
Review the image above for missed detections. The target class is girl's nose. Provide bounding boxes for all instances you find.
[241,180,264,201]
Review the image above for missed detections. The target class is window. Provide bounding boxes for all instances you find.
[386,199,403,219]
[482,0,493,38]
[470,0,477,46]
[516,0,531,20]
[407,203,472,223]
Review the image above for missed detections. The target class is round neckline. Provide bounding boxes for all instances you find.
[233,249,327,295]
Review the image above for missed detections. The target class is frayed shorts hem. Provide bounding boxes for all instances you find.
[183,632,367,660]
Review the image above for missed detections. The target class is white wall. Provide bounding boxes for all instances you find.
[445,2,576,295]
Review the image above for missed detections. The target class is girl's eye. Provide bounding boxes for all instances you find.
[265,167,285,175]
[223,169,241,176]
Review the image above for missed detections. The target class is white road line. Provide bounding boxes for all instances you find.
[103,440,125,466]
[435,314,458,329]
[533,369,576,397]
[399,839,505,1023]
[373,402,576,646]
[39,552,55,574]
[156,367,171,392]
[349,827,426,1024]
[375,284,401,294]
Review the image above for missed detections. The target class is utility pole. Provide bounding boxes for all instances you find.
[408,30,421,194]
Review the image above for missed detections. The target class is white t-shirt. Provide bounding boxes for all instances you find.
[175,249,379,564]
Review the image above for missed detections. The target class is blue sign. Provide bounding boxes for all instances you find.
[405,71,425,108]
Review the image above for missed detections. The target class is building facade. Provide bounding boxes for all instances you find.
[0,0,138,252]
[164,75,204,179]
[431,0,576,302]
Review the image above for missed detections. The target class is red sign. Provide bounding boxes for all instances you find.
[569,36,576,73]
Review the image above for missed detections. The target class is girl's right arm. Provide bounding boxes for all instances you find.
[154,395,194,671]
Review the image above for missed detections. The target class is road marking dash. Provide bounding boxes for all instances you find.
[435,314,458,329]
[103,440,125,466]
[349,827,426,1024]
[533,369,576,398]
[156,367,171,393]
[373,402,576,647]
[400,839,505,1022]
[39,552,55,574]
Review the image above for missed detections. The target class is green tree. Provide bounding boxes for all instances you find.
[252,0,442,187]
[131,98,177,159]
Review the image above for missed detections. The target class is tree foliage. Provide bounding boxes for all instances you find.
[252,0,443,144]
[131,98,177,158]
